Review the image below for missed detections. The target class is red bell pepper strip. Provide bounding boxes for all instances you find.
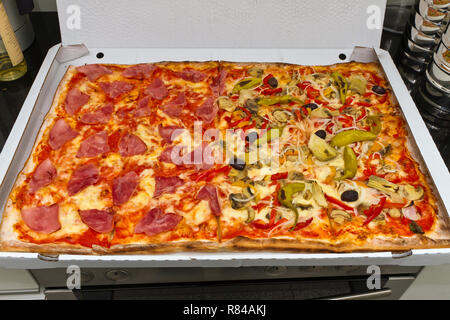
[324,194,354,212]
[337,114,354,128]
[261,118,269,130]
[325,122,335,134]
[356,107,367,121]
[261,87,282,95]
[363,197,387,226]
[263,74,274,86]
[293,217,313,231]
[384,201,406,209]
[251,209,277,229]
[356,101,372,107]
[230,107,252,127]
[271,172,288,181]
[193,165,231,182]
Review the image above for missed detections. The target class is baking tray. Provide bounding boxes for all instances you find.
[0,44,450,269]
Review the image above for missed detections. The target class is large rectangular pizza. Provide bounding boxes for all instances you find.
[1,60,450,254]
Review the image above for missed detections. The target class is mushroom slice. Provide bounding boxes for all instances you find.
[330,210,352,224]
[272,109,292,123]
[217,96,235,112]
[400,185,424,201]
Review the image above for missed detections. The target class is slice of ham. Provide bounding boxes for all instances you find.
[210,69,227,97]
[99,81,134,99]
[195,97,218,124]
[118,133,147,157]
[402,205,421,221]
[77,64,112,82]
[113,171,139,205]
[134,208,182,236]
[21,204,61,234]
[153,176,184,198]
[133,96,151,117]
[122,64,156,80]
[158,145,185,164]
[79,103,113,124]
[29,159,57,193]
[144,78,168,100]
[175,68,206,82]
[158,125,183,143]
[196,184,221,216]
[161,92,186,118]
[79,209,114,233]
[65,88,90,116]
[48,119,79,150]
[183,143,215,171]
[67,163,99,196]
[76,131,110,158]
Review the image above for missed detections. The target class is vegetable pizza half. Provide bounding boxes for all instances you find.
[1,61,450,254]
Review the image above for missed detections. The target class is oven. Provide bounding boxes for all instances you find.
[31,265,420,300]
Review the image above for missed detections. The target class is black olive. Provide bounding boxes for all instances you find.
[229,158,246,171]
[372,85,386,95]
[315,130,327,139]
[267,77,278,88]
[341,190,359,202]
[245,132,258,143]
[303,103,318,110]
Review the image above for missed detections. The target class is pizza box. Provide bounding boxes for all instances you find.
[0,0,449,269]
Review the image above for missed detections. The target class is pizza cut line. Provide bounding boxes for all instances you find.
[1,61,450,254]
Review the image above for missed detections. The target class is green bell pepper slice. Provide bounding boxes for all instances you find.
[278,183,306,230]
[257,95,300,106]
[330,129,377,147]
[338,146,357,180]
[332,72,348,104]
[232,78,262,94]
[366,115,382,135]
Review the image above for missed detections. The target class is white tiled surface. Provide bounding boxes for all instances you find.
[401,265,450,300]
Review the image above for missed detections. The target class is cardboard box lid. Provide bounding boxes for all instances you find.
[56,0,386,49]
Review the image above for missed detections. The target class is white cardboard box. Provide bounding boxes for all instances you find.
[0,0,449,268]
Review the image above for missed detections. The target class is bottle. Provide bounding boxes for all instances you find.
[0,0,26,81]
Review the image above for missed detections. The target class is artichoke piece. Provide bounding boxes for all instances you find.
[349,75,368,95]
[367,175,399,194]
[217,96,235,112]
[310,107,335,118]
[308,134,337,162]
[330,210,352,224]
[311,181,328,207]
[330,130,377,147]
[232,78,262,94]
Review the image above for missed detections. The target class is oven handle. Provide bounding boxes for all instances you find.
[319,288,392,300]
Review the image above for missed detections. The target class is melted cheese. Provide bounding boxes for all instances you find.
[71,185,110,211]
